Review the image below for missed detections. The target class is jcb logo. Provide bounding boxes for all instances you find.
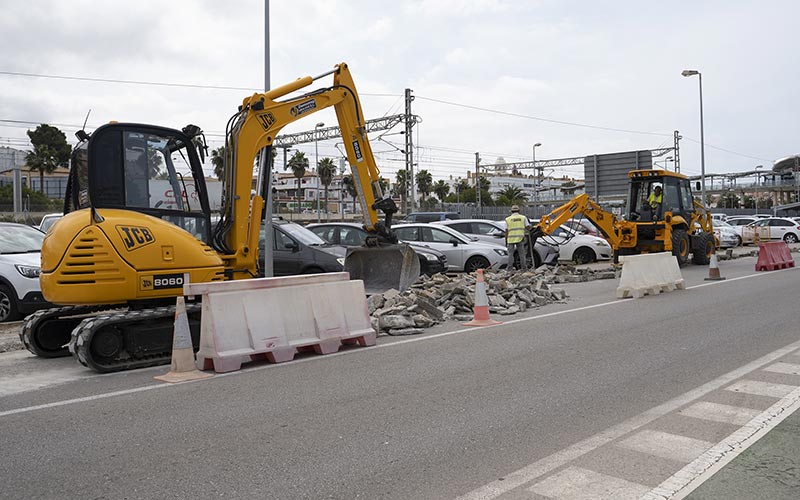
[116,225,155,251]
[258,112,276,130]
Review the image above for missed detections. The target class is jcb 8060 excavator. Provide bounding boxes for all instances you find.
[532,169,715,265]
[21,62,418,372]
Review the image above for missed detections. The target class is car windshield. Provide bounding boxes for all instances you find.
[280,223,328,245]
[0,225,45,254]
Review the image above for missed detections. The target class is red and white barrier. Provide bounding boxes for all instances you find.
[185,273,376,373]
[755,241,795,271]
[616,252,685,299]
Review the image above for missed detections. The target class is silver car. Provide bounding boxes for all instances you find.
[434,219,559,267]
[392,223,508,272]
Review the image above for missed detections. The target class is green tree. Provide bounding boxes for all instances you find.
[394,169,409,212]
[210,146,226,180]
[25,124,71,194]
[342,174,358,213]
[286,151,309,213]
[317,157,336,214]
[433,180,450,207]
[496,185,528,206]
[415,169,433,203]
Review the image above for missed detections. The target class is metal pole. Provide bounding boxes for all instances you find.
[315,134,320,223]
[475,152,481,214]
[698,73,706,209]
[405,89,416,212]
[263,0,273,277]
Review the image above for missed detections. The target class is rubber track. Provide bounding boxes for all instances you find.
[20,305,119,358]
[69,303,202,373]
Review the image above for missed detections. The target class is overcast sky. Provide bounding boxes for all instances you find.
[1,0,797,181]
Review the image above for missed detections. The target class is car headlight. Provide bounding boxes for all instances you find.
[493,248,508,256]
[16,265,41,278]
[336,258,345,267]
[593,240,609,247]
[423,253,439,261]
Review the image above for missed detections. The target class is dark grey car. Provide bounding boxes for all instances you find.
[258,220,345,276]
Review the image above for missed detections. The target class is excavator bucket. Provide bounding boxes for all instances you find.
[344,244,421,295]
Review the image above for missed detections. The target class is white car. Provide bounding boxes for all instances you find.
[724,217,757,245]
[712,220,741,248]
[391,223,508,272]
[532,220,613,264]
[750,217,800,244]
[35,213,63,233]
[0,222,53,322]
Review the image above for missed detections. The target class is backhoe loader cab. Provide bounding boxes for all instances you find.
[627,170,695,223]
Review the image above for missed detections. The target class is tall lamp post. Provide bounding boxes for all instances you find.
[755,165,763,211]
[315,122,324,222]
[532,142,542,204]
[682,69,706,207]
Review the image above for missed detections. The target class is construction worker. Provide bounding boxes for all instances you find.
[505,205,531,270]
[648,185,663,220]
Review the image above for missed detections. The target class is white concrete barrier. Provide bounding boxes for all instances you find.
[185,273,376,373]
[616,252,685,299]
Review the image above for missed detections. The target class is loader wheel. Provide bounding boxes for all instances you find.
[692,232,714,265]
[671,229,690,267]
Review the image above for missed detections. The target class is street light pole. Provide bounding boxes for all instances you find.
[532,142,542,204]
[682,69,705,207]
[315,122,324,223]
[755,165,763,211]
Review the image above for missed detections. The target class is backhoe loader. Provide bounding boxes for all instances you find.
[532,169,715,265]
[21,62,418,372]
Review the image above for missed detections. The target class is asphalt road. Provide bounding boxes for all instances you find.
[1,255,798,500]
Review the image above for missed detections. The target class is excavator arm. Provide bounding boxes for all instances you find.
[212,62,398,277]
[533,193,627,250]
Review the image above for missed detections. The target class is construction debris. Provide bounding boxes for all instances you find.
[369,264,620,335]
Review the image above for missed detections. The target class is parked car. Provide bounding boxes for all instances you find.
[749,217,800,243]
[716,218,754,246]
[562,218,601,238]
[258,220,346,276]
[712,220,741,248]
[531,220,613,264]
[401,212,460,223]
[433,218,559,268]
[0,222,53,322]
[391,223,508,272]
[711,213,727,223]
[306,222,448,276]
[35,213,63,233]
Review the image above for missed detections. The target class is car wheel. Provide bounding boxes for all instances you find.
[572,247,595,265]
[671,229,690,267]
[0,284,20,322]
[784,233,798,244]
[464,255,490,273]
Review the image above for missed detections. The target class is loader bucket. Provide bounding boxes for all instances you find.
[344,244,421,295]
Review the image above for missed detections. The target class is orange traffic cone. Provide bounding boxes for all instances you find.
[154,297,213,383]
[463,269,502,327]
[704,250,726,281]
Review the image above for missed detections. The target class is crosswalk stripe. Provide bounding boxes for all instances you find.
[678,401,761,426]
[616,430,714,464]
[725,379,798,398]
[762,361,800,376]
[528,466,650,500]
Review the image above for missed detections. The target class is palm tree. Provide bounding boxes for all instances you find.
[415,169,433,203]
[496,185,528,206]
[210,146,226,180]
[394,169,408,212]
[286,151,309,213]
[433,180,450,207]
[341,174,359,213]
[317,157,336,215]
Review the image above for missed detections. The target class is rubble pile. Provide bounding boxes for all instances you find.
[369,265,620,336]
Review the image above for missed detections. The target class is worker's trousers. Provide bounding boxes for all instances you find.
[507,241,527,270]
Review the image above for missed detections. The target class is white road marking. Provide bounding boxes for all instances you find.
[529,466,650,500]
[640,385,800,500]
[678,401,762,426]
[0,384,172,417]
[724,379,798,398]
[453,338,800,500]
[762,361,800,376]
[616,430,714,464]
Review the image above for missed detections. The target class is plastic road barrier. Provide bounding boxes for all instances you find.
[755,241,795,271]
[184,273,376,373]
[616,252,686,299]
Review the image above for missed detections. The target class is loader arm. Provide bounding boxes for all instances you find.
[213,62,397,278]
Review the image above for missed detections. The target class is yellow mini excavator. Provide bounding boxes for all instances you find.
[532,169,715,265]
[21,62,418,372]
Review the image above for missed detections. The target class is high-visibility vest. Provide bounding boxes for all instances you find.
[505,213,527,244]
[648,192,662,208]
